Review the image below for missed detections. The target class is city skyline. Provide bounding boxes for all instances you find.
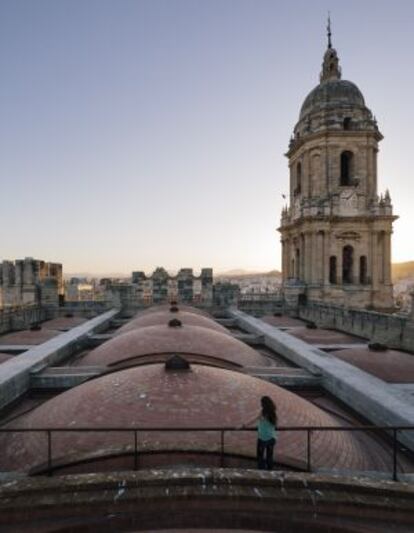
[1,0,413,274]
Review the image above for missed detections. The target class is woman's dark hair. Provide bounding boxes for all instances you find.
[261,396,277,426]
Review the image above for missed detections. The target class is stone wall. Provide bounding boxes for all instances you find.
[298,301,414,352]
[238,293,283,317]
[0,302,114,335]
[0,258,63,309]
[0,305,47,335]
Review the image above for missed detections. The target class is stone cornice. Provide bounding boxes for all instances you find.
[286,129,383,159]
[278,214,398,233]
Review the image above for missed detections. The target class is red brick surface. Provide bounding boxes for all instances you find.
[137,304,210,318]
[117,310,230,336]
[0,328,60,345]
[80,324,270,368]
[332,347,414,383]
[0,364,391,473]
[41,316,88,330]
[0,352,12,363]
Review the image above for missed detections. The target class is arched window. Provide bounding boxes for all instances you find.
[343,117,351,130]
[329,256,337,284]
[295,162,302,195]
[342,245,354,284]
[359,256,367,284]
[340,151,354,186]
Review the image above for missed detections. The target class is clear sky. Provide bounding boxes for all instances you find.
[1,0,413,275]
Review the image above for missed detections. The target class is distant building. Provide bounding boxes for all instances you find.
[213,282,240,307]
[279,32,397,310]
[65,279,95,302]
[0,257,63,308]
[131,267,213,306]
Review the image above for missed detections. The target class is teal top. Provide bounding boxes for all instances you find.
[257,416,276,441]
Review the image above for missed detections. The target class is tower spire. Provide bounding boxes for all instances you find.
[327,12,332,49]
[320,14,341,82]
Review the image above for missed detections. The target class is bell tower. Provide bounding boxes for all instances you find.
[279,20,397,310]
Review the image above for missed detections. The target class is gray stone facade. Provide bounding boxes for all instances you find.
[279,39,396,311]
[129,267,213,306]
[0,258,63,309]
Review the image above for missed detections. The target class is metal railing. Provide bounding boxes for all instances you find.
[0,425,413,481]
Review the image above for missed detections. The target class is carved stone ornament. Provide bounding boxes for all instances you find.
[339,189,359,216]
[335,231,361,241]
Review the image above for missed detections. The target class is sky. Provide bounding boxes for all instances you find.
[1,0,413,275]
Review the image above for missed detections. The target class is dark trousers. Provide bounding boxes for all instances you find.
[257,438,276,470]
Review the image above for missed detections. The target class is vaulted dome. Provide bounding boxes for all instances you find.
[137,304,210,318]
[117,310,230,336]
[0,364,388,474]
[80,324,269,368]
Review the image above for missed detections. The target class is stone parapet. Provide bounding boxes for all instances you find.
[298,301,413,352]
[0,305,46,335]
[0,469,413,531]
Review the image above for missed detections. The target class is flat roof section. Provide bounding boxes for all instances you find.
[0,329,60,346]
[287,327,364,345]
[261,315,305,328]
[40,316,88,331]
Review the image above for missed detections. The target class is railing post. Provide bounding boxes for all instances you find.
[220,430,225,468]
[134,430,138,471]
[393,429,398,482]
[47,430,52,477]
[307,429,312,472]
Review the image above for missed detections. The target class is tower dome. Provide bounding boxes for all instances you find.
[292,19,377,141]
[299,79,365,121]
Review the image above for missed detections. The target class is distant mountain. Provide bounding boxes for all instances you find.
[216,269,282,279]
[63,272,129,280]
[216,269,258,276]
[392,261,414,281]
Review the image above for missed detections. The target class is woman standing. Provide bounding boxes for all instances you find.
[242,396,278,470]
